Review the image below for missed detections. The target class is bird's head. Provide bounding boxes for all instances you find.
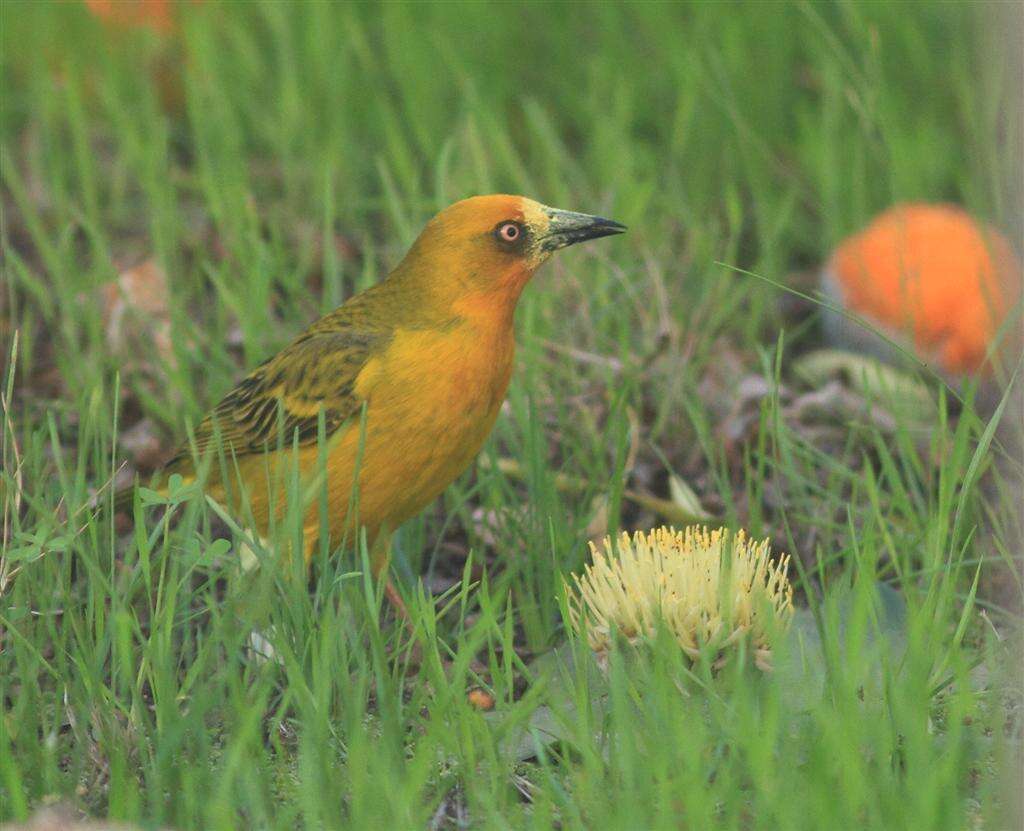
[396,195,625,318]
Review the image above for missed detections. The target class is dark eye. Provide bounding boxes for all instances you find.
[496,221,522,243]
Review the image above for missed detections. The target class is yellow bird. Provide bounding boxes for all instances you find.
[157,195,624,612]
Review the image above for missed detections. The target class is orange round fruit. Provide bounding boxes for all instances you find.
[822,203,1021,376]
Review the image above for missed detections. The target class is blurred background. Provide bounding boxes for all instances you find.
[2,3,1022,826]
[4,0,1020,577]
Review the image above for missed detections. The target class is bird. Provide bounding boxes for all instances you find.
[134,195,625,615]
[821,203,1021,378]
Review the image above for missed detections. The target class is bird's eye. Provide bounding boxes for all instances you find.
[496,222,522,243]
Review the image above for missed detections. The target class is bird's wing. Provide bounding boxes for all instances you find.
[168,326,390,469]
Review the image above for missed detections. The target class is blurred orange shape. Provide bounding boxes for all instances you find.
[467,688,496,711]
[823,203,1022,376]
[84,0,175,32]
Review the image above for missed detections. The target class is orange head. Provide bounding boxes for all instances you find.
[393,195,625,316]
[826,203,1022,376]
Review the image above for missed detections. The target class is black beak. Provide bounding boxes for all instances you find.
[541,208,627,251]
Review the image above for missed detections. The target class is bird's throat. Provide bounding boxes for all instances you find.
[450,287,522,330]
[451,262,533,328]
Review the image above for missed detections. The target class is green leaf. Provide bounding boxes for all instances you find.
[775,585,908,713]
[668,474,712,522]
[1,545,40,563]
[138,487,168,507]
[793,349,935,421]
[203,538,232,563]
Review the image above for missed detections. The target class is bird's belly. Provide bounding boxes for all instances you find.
[360,389,498,521]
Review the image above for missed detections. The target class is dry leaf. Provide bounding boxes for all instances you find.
[793,349,934,416]
[5,803,172,831]
[100,258,174,366]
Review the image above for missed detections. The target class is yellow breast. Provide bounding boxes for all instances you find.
[318,320,515,539]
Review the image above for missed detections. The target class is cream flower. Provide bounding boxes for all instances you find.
[566,526,793,671]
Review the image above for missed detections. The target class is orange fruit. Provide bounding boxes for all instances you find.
[823,203,1021,376]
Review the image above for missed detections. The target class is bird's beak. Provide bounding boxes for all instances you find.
[540,208,626,251]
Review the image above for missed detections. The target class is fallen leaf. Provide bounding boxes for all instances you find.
[100,258,174,366]
[793,349,934,421]
[5,803,172,830]
[786,380,898,433]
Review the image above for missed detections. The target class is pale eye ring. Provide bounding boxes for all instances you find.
[497,221,522,243]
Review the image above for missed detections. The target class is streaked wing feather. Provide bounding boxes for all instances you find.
[170,327,388,468]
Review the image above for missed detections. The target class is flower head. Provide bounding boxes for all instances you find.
[566,526,793,671]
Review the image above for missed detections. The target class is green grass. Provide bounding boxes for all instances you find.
[2,1,1022,828]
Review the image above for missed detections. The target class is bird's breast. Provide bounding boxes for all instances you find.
[338,321,515,527]
[361,322,514,416]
